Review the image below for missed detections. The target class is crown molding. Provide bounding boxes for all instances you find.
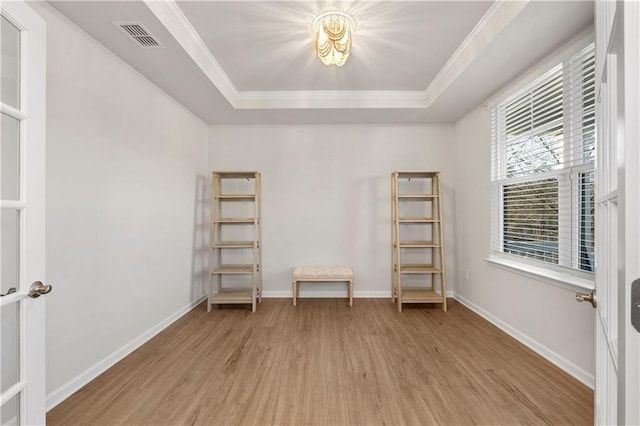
[145,0,528,110]
[143,0,238,105]
[235,90,429,109]
[423,0,529,105]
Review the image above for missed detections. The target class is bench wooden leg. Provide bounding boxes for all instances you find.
[292,279,297,307]
[349,279,353,307]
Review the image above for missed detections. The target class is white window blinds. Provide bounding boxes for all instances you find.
[491,44,595,273]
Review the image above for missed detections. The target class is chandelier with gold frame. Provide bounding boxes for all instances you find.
[313,11,354,66]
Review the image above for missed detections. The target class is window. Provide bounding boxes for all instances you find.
[491,44,595,275]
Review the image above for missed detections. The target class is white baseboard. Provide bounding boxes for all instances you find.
[263,290,455,298]
[262,290,392,298]
[45,294,207,411]
[355,291,391,298]
[452,292,595,389]
[260,291,289,298]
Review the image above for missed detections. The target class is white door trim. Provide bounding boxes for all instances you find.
[0,1,47,425]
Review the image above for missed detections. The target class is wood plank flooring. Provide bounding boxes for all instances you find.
[47,299,593,425]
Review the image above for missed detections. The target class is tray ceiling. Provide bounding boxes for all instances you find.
[49,1,594,124]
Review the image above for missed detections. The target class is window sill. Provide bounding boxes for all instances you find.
[485,257,595,293]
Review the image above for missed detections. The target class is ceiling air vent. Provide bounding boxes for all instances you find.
[113,22,164,48]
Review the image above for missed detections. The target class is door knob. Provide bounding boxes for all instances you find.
[28,281,52,298]
[576,290,596,308]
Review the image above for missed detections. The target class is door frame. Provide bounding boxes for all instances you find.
[0,1,47,425]
[594,0,640,424]
[621,1,640,423]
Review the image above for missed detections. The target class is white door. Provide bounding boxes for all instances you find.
[0,1,48,425]
[594,1,640,424]
[619,2,640,423]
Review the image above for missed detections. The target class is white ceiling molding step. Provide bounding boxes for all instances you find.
[145,0,528,111]
[234,90,430,110]
[143,0,239,105]
[423,0,530,106]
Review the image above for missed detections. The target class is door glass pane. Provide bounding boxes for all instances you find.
[1,113,21,200]
[579,170,595,272]
[1,209,20,295]
[1,15,21,109]
[1,301,20,393]
[0,391,20,425]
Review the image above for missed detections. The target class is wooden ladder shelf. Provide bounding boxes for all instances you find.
[391,171,447,312]
[208,171,262,312]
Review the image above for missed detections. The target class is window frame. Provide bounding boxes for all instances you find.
[489,43,596,289]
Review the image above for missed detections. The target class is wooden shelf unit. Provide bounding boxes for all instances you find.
[391,171,447,312]
[208,171,262,312]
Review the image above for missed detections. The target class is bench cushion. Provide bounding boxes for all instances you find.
[293,266,353,280]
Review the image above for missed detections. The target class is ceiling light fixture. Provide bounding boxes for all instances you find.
[313,11,354,67]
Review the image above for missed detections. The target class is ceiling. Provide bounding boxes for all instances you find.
[49,1,594,125]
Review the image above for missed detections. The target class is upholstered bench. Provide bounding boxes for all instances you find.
[292,266,353,307]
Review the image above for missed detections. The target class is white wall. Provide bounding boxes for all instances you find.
[32,3,210,403]
[453,106,595,385]
[209,125,456,296]
[31,0,594,409]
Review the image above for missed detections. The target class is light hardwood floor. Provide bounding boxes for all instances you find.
[47,299,593,425]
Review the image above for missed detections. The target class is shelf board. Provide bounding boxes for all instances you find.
[395,171,438,178]
[398,264,442,274]
[213,217,255,224]
[212,264,255,274]
[214,172,258,179]
[397,194,439,200]
[398,241,440,248]
[210,288,253,304]
[212,241,256,248]
[398,217,439,223]
[215,194,256,201]
[400,287,445,303]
